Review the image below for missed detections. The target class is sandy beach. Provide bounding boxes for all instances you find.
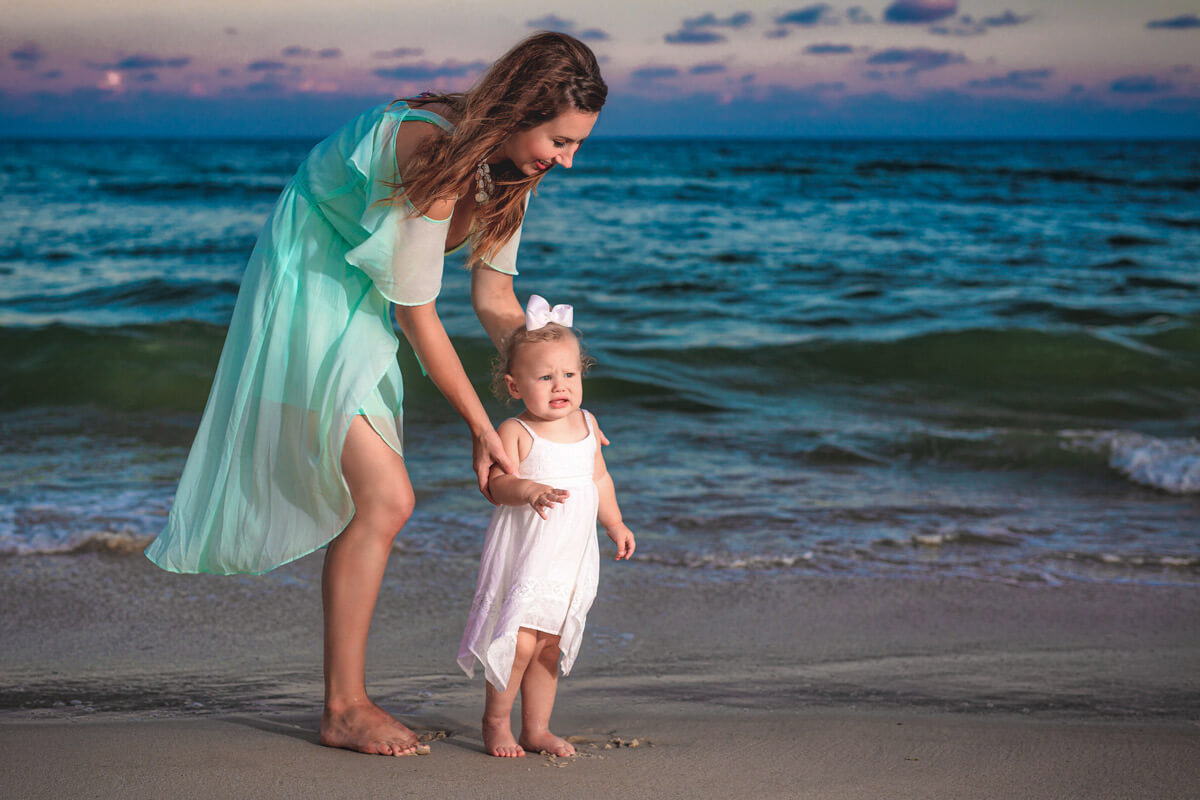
[2,551,1198,798]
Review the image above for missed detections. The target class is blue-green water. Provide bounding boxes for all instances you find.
[1,137,1198,585]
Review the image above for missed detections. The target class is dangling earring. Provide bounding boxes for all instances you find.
[474,159,493,204]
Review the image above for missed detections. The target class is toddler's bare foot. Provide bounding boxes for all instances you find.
[321,701,429,756]
[519,729,576,757]
[483,715,525,758]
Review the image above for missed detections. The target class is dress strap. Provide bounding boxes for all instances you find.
[581,409,595,439]
[511,417,539,440]
[393,100,455,134]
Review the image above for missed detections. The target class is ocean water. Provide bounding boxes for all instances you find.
[1,136,1198,586]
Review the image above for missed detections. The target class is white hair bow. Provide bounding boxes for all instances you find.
[525,294,574,331]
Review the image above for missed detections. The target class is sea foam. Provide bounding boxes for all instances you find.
[1063,430,1200,494]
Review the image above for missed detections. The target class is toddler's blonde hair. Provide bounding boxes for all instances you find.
[490,322,596,403]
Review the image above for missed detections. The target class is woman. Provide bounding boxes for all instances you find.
[145,31,606,756]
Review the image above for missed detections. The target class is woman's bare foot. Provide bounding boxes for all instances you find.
[483,715,525,757]
[519,729,575,757]
[320,701,429,756]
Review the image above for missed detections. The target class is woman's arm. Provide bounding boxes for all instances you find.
[486,420,569,519]
[470,266,525,350]
[393,300,517,499]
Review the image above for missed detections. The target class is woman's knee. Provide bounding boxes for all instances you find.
[358,490,415,535]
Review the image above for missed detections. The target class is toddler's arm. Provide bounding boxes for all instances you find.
[488,419,570,520]
[592,414,635,560]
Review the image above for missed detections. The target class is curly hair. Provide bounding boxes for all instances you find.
[490,322,597,403]
[390,32,607,267]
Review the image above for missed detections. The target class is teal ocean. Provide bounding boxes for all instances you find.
[1,137,1198,585]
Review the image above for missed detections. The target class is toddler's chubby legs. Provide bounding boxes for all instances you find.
[482,627,577,758]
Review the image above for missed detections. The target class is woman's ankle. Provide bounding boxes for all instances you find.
[324,695,374,716]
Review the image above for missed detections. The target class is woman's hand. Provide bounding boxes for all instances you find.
[524,484,570,520]
[593,419,611,447]
[475,428,518,504]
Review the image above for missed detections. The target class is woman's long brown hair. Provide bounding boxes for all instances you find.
[391,31,607,266]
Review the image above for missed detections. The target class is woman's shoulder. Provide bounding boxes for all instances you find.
[407,101,458,126]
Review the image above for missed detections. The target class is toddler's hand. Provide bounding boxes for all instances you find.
[608,524,636,561]
[526,484,569,520]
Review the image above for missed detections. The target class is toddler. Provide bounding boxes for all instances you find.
[457,295,635,758]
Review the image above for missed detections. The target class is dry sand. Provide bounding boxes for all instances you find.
[2,552,1198,798]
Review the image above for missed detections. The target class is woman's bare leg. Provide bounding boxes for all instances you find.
[482,627,538,757]
[518,632,575,756]
[319,416,423,756]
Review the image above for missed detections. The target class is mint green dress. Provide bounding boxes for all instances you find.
[145,102,524,575]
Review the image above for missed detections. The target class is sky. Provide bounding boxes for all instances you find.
[2,0,1199,137]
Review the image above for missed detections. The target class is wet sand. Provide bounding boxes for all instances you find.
[2,552,1198,798]
[3,709,1198,800]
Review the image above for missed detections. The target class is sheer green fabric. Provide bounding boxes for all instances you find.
[146,102,520,575]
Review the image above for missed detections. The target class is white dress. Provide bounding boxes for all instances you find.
[458,411,601,691]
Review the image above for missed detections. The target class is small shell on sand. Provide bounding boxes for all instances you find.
[605,736,651,749]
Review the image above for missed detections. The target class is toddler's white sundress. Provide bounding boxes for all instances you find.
[458,410,601,692]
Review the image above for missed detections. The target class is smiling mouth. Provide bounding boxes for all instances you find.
[535,160,552,171]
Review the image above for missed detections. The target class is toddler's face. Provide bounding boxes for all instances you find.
[505,337,584,422]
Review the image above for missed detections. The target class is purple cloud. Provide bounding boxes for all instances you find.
[847,6,874,24]
[867,47,966,73]
[765,28,791,38]
[527,14,611,42]
[1147,14,1200,29]
[965,68,1052,90]
[1110,75,1173,94]
[805,43,854,54]
[87,54,191,70]
[682,12,754,28]
[372,60,488,81]
[282,46,342,59]
[631,65,682,81]
[665,29,726,44]
[884,0,958,24]
[125,55,188,69]
[665,11,753,44]
[931,9,1033,35]
[930,21,986,36]
[248,60,287,72]
[374,47,424,59]
[982,10,1033,27]
[529,13,573,29]
[775,5,834,26]
[689,62,727,75]
[40,69,62,80]
[10,42,46,69]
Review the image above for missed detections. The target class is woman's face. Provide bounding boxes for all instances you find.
[499,108,599,176]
